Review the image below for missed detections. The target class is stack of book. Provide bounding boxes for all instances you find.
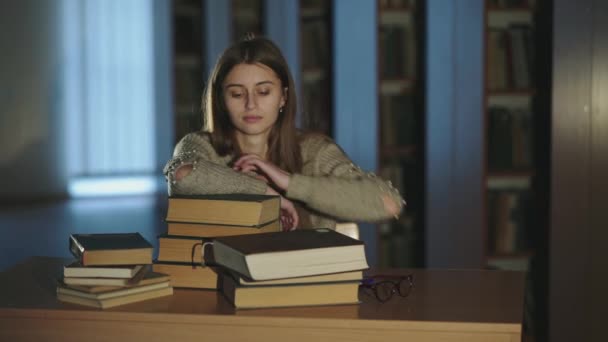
[212,228,368,309]
[57,232,173,309]
[153,194,282,289]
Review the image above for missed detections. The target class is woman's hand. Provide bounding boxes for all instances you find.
[234,154,291,192]
[266,186,298,231]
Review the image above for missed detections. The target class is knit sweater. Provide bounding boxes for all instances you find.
[163,132,405,229]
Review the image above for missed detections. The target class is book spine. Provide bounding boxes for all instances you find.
[69,235,85,264]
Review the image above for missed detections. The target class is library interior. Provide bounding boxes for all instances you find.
[0,1,606,342]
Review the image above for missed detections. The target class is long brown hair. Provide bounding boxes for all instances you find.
[201,36,302,173]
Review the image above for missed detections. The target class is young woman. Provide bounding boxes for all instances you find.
[163,36,405,231]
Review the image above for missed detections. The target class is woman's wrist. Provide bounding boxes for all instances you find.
[175,164,194,181]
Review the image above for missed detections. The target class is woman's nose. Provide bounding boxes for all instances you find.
[245,94,257,110]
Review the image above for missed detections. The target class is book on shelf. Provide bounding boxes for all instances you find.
[301,78,331,134]
[57,284,173,309]
[166,219,281,238]
[63,261,144,279]
[211,228,369,281]
[488,106,514,170]
[301,20,328,70]
[379,25,410,79]
[508,24,532,89]
[380,164,405,195]
[219,272,360,309]
[380,93,416,147]
[511,108,533,168]
[487,190,532,254]
[174,65,203,106]
[173,10,202,55]
[62,269,169,287]
[68,232,153,266]
[152,261,220,289]
[166,194,280,227]
[486,24,534,91]
[487,28,509,90]
[488,106,533,170]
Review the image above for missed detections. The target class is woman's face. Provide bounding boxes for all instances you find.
[222,63,286,139]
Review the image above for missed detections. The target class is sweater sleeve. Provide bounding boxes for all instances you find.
[285,137,405,222]
[163,133,267,196]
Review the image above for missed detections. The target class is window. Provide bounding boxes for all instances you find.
[62,0,159,196]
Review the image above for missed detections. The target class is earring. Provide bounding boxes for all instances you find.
[279,107,284,114]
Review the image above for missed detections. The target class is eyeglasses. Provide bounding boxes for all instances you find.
[360,274,414,302]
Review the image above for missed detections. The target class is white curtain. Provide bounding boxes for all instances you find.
[64,0,155,178]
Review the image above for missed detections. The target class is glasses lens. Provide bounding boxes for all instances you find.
[375,281,394,302]
[398,276,412,297]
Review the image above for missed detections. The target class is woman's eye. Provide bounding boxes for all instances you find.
[258,89,270,96]
[230,92,243,98]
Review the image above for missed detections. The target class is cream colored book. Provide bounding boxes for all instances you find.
[62,270,169,287]
[63,261,144,278]
[220,273,360,309]
[57,286,173,309]
[232,270,363,286]
[57,281,171,300]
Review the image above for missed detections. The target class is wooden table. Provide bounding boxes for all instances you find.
[0,257,525,342]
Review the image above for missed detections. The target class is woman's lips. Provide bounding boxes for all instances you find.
[243,115,262,123]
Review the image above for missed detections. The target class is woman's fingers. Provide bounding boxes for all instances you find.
[233,154,262,169]
[234,154,291,191]
[284,201,299,230]
[279,197,299,231]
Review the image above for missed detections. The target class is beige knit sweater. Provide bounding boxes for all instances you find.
[163,132,404,229]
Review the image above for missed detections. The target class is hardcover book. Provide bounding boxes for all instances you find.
[57,280,171,301]
[157,235,209,264]
[57,285,173,309]
[230,269,363,286]
[63,261,144,279]
[62,269,169,287]
[212,228,369,281]
[166,219,281,238]
[219,272,360,309]
[166,194,280,227]
[68,232,153,266]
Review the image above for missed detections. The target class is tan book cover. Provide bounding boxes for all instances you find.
[62,269,169,287]
[233,270,363,286]
[166,194,280,226]
[57,286,173,309]
[157,235,209,264]
[57,280,171,300]
[167,219,280,238]
[68,232,153,266]
[63,261,144,279]
[219,273,360,309]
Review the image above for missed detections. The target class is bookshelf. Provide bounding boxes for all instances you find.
[376,0,424,268]
[484,0,538,271]
[171,0,204,143]
[232,0,264,41]
[299,0,333,136]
